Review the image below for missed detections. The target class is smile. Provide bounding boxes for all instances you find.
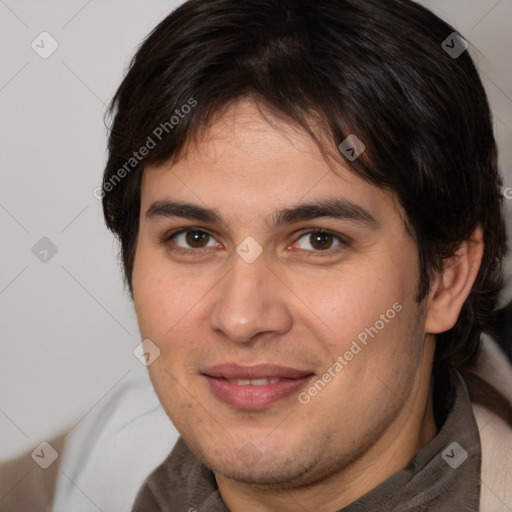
[202,363,314,409]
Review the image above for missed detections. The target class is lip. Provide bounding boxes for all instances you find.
[202,363,314,410]
[203,363,313,380]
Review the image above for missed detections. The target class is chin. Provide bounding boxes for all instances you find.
[194,441,327,489]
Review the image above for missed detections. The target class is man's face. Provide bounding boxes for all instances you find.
[132,100,436,488]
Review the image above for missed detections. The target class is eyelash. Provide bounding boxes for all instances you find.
[297,234,347,258]
[161,228,218,258]
[162,227,351,258]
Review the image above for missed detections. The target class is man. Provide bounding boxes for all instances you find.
[101,0,510,510]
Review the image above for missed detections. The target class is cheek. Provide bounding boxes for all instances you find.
[132,245,209,342]
[287,263,408,348]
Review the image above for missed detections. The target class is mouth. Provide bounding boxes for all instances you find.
[202,363,315,410]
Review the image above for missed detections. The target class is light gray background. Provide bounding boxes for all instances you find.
[1,0,511,460]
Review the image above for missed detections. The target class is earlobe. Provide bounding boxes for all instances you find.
[424,226,484,334]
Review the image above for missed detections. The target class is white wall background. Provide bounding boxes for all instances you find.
[0,0,511,461]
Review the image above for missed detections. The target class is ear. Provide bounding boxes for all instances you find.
[424,226,484,334]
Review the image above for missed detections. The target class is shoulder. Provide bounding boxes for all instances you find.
[463,335,512,512]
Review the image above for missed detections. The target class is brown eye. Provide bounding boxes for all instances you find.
[185,230,210,248]
[310,232,334,250]
[295,230,342,252]
[171,230,218,250]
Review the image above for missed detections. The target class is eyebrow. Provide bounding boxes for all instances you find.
[271,199,379,229]
[146,200,223,224]
[145,198,380,229]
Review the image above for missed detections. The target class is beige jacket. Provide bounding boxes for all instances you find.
[469,336,512,511]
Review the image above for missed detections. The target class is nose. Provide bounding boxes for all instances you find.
[209,256,293,344]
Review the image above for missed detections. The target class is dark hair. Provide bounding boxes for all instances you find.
[102,0,507,371]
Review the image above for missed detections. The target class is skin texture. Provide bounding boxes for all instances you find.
[132,100,483,512]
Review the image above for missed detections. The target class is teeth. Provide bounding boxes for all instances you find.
[228,378,280,386]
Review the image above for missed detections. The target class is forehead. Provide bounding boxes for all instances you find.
[166,99,331,179]
[140,99,402,225]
